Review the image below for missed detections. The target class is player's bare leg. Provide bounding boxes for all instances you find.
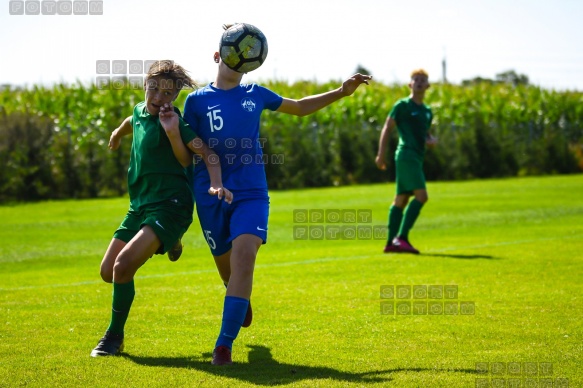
[100,238,126,283]
[227,234,262,299]
[112,226,160,283]
[413,189,428,204]
[211,234,261,365]
[91,227,160,357]
[213,251,231,284]
[213,245,254,328]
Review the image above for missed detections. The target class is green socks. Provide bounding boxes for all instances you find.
[107,280,135,336]
[388,205,403,244]
[398,199,424,240]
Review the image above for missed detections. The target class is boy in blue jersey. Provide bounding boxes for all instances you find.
[182,23,372,365]
[375,69,437,254]
[91,60,232,357]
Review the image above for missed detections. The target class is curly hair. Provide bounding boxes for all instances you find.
[145,60,197,91]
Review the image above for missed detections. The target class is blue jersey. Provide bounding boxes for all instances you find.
[183,83,283,193]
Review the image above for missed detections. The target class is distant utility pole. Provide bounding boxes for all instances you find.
[442,47,448,84]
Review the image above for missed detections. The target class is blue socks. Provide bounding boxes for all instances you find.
[215,296,249,350]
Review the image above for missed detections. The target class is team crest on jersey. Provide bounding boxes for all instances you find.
[241,98,256,112]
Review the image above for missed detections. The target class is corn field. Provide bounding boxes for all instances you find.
[0,81,582,202]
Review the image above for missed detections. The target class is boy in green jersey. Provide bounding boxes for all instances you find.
[91,60,232,357]
[376,69,437,254]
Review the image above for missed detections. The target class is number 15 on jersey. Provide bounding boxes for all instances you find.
[207,110,223,132]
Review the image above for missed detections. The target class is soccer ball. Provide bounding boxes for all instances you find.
[219,23,268,73]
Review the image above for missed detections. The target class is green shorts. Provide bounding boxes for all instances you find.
[395,158,426,195]
[113,199,193,254]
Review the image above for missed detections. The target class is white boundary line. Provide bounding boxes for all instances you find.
[1,235,579,292]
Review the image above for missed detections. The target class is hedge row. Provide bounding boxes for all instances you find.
[0,81,581,202]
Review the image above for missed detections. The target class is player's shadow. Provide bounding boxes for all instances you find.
[123,344,478,385]
[421,253,497,260]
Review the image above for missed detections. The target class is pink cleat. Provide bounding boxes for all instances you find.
[392,237,420,254]
[383,244,401,253]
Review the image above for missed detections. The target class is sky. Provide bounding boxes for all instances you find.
[1,0,583,90]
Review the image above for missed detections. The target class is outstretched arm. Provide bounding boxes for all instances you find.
[375,116,396,170]
[276,73,372,117]
[109,116,133,150]
[186,138,233,204]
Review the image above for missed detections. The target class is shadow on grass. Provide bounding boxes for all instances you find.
[123,344,479,385]
[421,253,497,260]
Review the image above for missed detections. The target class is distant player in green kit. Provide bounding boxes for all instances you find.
[375,69,437,254]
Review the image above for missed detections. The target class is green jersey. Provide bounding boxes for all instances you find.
[127,101,197,211]
[389,97,433,161]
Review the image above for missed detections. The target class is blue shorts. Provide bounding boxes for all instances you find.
[194,189,269,256]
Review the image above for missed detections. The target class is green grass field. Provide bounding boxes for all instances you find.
[1,175,581,387]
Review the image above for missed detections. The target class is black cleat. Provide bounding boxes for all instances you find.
[90,331,124,357]
[167,239,183,262]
